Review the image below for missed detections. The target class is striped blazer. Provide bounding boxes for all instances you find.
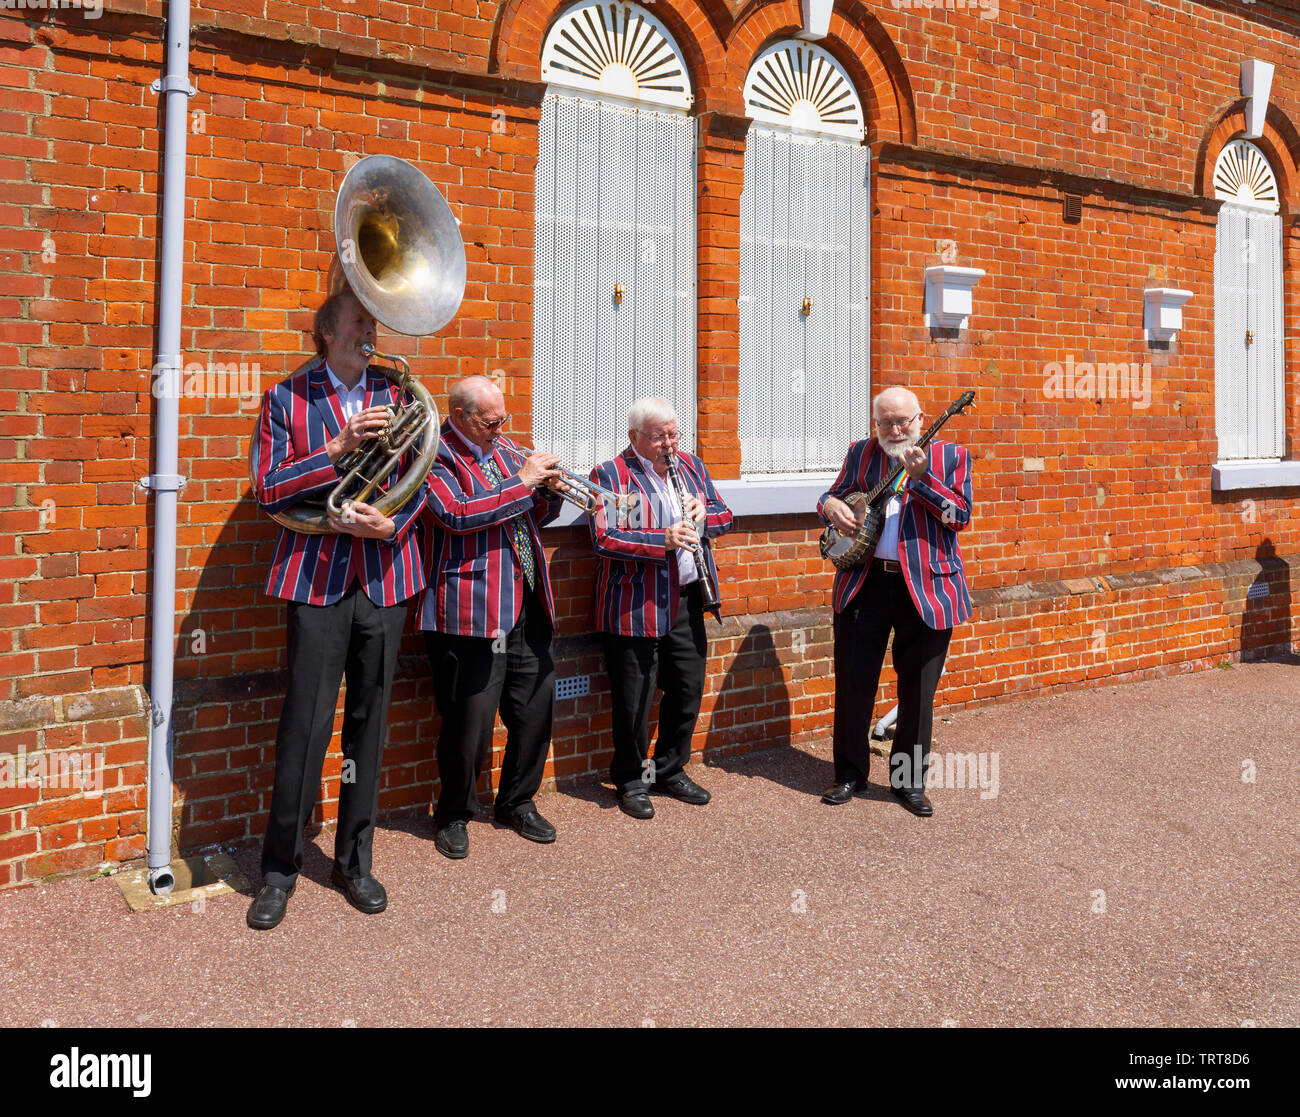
[253,358,428,607]
[418,422,562,638]
[817,437,973,630]
[588,448,733,638]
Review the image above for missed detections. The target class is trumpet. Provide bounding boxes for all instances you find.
[495,442,633,514]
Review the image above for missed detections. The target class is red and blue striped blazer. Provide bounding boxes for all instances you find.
[588,448,733,637]
[252,358,428,606]
[417,422,562,638]
[818,437,973,630]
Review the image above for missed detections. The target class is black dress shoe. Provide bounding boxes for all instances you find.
[330,866,388,914]
[653,772,711,805]
[497,808,557,843]
[434,819,469,860]
[891,786,934,817]
[821,780,864,805]
[618,791,655,819]
[246,884,294,930]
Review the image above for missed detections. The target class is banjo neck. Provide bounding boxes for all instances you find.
[863,390,976,506]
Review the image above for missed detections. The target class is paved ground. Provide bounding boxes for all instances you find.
[1,660,1297,1028]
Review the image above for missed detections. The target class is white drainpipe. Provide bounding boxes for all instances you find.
[143,0,194,894]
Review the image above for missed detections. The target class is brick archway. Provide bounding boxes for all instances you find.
[1196,103,1300,216]
[490,0,731,113]
[727,0,916,145]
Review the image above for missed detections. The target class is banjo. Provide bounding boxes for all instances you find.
[819,390,976,570]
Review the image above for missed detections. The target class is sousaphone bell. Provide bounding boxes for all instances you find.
[249,154,466,533]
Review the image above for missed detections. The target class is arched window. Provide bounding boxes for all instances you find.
[739,40,869,474]
[534,1,697,469]
[1213,139,1284,462]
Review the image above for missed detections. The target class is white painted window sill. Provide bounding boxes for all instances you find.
[543,473,836,527]
[1211,460,1300,490]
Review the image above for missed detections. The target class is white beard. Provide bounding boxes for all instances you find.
[882,435,918,461]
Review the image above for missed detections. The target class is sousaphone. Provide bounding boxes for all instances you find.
[249,154,466,533]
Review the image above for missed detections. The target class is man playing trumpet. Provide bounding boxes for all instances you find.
[588,398,733,819]
[248,285,429,930]
[419,376,568,859]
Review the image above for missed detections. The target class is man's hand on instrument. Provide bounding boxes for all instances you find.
[326,406,390,461]
[328,500,396,540]
[519,450,562,490]
[664,520,698,552]
[543,476,572,497]
[824,496,860,535]
[682,494,707,526]
[901,445,929,480]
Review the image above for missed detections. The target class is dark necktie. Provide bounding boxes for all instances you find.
[480,454,536,589]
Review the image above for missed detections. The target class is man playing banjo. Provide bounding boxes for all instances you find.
[817,386,973,817]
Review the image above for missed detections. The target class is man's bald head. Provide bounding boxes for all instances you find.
[872,386,921,421]
[449,375,503,418]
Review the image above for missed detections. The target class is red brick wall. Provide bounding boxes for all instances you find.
[2,1,1298,887]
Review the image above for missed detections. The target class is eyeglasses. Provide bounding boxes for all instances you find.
[474,413,510,432]
[875,412,919,432]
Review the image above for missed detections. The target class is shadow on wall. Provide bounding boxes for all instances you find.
[1241,538,1293,661]
[701,623,825,793]
[166,491,440,858]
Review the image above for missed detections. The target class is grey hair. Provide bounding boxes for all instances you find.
[627,397,677,433]
[872,385,921,418]
[449,375,501,416]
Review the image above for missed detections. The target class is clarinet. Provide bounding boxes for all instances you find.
[665,452,721,615]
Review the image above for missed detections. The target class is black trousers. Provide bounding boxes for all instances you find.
[261,583,409,890]
[602,582,708,795]
[424,588,555,825]
[832,565,953,790]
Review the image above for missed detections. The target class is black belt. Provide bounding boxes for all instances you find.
[874,558,902,573]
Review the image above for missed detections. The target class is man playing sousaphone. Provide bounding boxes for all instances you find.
[818,386,973,817]
[247,284,430,929]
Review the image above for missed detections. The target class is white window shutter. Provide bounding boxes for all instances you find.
[740,127,870,474]
[534,92,697,470]
[1248,210,1284,458]
[1213,140,1284,463]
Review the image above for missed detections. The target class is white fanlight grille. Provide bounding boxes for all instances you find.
[541,1,693,110]
[740,126,870,473]
[1213,140,1280,213]
[534,92,697,470]
[743,41,864,140]
[1214,197,1284,460]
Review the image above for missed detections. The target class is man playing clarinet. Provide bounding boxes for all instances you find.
[588,398,733,819]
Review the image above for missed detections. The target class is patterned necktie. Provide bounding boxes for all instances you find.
[480,453,536,589]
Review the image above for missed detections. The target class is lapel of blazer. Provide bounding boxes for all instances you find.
[308,361,344,441]
[621,446,661,525]
[443,419,496,492]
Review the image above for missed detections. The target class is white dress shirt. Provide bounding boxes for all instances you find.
[633,452,697,586]
[873,492,903,559]
[326,362,368,421]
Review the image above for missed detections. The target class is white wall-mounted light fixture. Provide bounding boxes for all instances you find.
[796,0,833,41]
[1143,287,1193,343]
[1241,59,1275,139]
[924,266,986,330]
